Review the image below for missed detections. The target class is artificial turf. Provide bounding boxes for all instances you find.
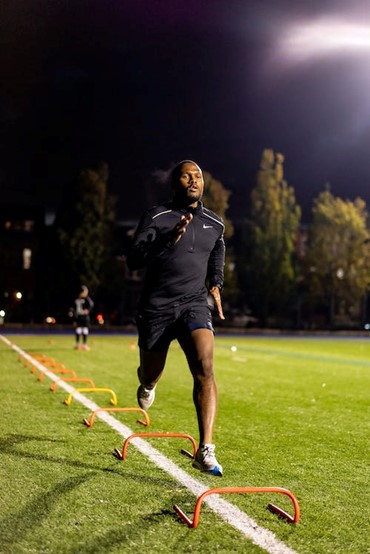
[0,333,368,553]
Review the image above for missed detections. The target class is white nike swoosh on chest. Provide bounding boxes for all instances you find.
[203,224,213,229]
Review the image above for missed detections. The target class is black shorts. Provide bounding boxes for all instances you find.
[136,302,214,352]
[76,315,90,327]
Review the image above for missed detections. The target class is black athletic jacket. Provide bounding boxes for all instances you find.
[127,201,225,310]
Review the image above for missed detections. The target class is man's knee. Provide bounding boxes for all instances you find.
[192,359,215,385]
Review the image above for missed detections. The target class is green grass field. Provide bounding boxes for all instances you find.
[1,332,369,554]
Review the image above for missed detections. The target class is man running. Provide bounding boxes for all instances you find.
[127,160,225,476]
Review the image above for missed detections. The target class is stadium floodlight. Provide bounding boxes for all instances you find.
[280,19,370,60]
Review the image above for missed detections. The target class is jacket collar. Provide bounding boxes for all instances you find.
[170,200,203,214]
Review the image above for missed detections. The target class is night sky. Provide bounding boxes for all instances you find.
[2,0,370,222]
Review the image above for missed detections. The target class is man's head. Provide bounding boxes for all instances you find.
[170,160,204,208]
[79,285,88,298]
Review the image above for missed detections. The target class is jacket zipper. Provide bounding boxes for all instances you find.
[188,219,195,253]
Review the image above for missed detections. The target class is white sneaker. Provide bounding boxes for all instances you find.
[192,444,223,476]
[137,385,156,410]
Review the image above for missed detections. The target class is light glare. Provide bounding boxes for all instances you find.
[281,20,370,60]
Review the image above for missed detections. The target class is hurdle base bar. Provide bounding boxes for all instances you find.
[115,432,197,461]
[180,448,195,460]
[174,486,300,528]
[83,407,150,428]
[268,502,296,523]
[114,447,122,459]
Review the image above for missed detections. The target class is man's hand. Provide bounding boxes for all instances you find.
[210,286,225,320]
[171,213,193,244]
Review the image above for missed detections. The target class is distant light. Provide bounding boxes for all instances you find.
[0,310,5,317]
[22,248,32,270]
[45,317,56,324]
[365,323,370,330]
[96,314,105,325]
[15,291,22,300]
[45,210,56,226]
[336,268,344,279]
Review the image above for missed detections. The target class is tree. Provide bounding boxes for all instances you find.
[306,188,370,326]
[202,171,238,306]
[57,161,117,293]
[203,171,234,239]
[244,149,301,323]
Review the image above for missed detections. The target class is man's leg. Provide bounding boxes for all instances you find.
[178,328,217,445]
[136,348,168,409]
[178,328,222,475]
[82,327,90,350]
[75,327,82,348]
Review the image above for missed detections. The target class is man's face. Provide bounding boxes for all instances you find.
[173,162,204,206]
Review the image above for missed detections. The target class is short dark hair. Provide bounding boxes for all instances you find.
[169,160,200,186]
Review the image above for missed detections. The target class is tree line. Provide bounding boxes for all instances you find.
[49,151,370,329]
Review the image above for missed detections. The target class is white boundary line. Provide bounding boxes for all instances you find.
[1,335,299,554]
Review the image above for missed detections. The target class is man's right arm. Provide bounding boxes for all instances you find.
[127,211,193,270]
[126,212,158,270]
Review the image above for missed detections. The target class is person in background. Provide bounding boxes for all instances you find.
[74,285,94,350]
[127,160,225,476]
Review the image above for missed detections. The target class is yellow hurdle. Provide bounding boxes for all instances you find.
[64,388,118,407]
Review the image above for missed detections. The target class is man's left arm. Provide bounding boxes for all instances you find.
[207,234,226,320]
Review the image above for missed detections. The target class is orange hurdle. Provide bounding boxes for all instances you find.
[64,388,118,407]
[21,352,46,364]
[28,358,59,371]
[83,407,150,428]
[37,368,77,382]
[50,377,96,392]
[174,486,300,528]
[114,432,197,461]
[31,361,66,374]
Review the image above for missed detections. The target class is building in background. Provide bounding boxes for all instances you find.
[0,204,46,323]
